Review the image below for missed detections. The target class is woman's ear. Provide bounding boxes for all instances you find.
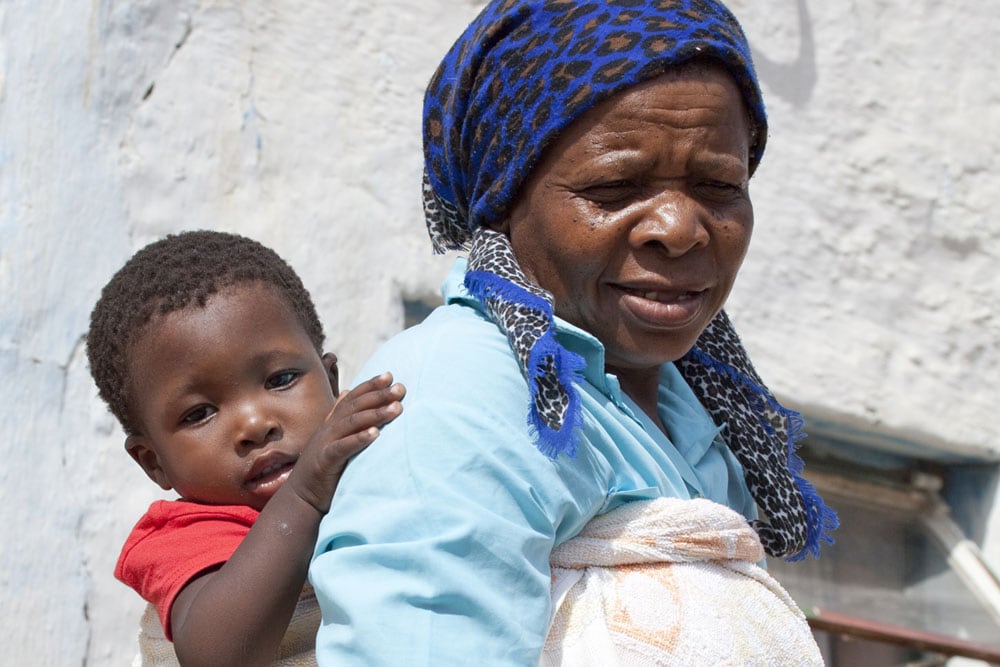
[322,352,340,397]
[125,435,173,491]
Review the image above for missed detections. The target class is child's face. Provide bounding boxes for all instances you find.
[125,282,338,511]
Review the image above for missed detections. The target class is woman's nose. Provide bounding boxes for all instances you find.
[236,403,281,448]
[628,192,709,257]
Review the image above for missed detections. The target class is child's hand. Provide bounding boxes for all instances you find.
[287,372,405,514]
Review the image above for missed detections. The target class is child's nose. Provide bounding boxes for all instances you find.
[236,404,281,448]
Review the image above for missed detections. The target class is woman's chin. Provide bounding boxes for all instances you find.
[604,327,707,374]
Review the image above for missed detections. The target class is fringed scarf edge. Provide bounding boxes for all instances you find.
[464,268,586,460]
[685,346,839,560]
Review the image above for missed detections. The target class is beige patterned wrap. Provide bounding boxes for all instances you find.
[542,498,823,666]
[130,584,321,666]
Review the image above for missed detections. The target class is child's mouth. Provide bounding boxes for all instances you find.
[245,454,297,494]
[252,461,292,481]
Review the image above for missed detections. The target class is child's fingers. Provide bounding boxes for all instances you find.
[324,372,394,420]
[291,427,381,513]
[329,382,406,422]
[320,427,380,464]
[347,371,395,398]
[325,400,402,439]
[325,395,344,421]
[349,383,406,412]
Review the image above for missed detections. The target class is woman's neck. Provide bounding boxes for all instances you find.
[609,366,666,435]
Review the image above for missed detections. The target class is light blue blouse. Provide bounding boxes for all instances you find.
[310,258,756,666]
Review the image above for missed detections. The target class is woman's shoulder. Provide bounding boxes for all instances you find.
[355,301,524,394]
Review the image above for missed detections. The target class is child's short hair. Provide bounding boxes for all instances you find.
[87,230,325,435]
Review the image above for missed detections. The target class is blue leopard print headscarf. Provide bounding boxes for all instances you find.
[422,0,836,560]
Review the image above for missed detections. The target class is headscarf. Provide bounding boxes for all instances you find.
[422,0,837,560]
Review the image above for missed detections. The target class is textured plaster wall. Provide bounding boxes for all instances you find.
[1,1,997,663]
[728,0,1000,460]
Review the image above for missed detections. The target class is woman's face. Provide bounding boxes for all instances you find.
[501,64,754,383]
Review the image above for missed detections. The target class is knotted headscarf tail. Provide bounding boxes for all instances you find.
[421,0,837,560]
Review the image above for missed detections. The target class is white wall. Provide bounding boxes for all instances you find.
[1,1,997,663]
[729,0,1000,458]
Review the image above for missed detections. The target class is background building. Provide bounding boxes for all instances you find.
[1,1,997,664]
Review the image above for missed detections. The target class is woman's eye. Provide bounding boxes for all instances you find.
[266,371,299,390]
[180,405,214,425]
[698,180,744,200]
[580,181,636,206]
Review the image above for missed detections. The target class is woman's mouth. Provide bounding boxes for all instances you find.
[625,288,700,303]
[615,285,707,328]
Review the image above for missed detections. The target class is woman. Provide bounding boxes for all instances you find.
[311,1,837,664]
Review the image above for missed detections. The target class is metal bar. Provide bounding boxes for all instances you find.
[922,500,1000,626]
[805,608,1000,664]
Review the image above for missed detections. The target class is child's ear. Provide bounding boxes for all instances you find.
[322,352,340,397]
[125,435,173,491]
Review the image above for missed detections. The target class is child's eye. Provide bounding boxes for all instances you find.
[266,371,299,390]
[180,405,215,425]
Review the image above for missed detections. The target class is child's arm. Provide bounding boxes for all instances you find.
[169,372,405,667]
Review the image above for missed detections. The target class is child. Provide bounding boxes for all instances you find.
[87,230,405,666]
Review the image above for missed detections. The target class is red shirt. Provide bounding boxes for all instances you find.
[115,500,260,639]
